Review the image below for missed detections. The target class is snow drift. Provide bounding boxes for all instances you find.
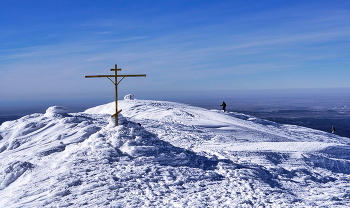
[1,96,350,207]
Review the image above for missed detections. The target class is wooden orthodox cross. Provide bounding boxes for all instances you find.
[85,64,146,126]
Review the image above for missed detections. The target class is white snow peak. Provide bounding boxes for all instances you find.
[45,106,68,117]
[1,98,350,207]
[124,94,134,100]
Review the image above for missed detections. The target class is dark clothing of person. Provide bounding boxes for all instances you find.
[220,102,226,112]
[331,126,335,134]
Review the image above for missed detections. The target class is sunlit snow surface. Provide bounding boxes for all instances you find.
[1,97,350,207]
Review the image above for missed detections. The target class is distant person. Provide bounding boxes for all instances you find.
[220,101,226,112]
[331,126,335,134]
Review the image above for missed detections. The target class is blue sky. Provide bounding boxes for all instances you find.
[1,0,350,101]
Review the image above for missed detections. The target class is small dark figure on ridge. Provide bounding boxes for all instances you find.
[220,101,226,112]
[331,126,335,134]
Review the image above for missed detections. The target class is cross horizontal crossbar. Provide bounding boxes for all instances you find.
[85,74,146,78]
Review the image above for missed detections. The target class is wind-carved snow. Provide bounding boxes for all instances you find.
[45,106,68,117]
[1,97,350,207]
[124,94,135,100]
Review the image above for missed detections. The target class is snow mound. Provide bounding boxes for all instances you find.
[124,94,134,100]
[82,115,219,170]
[45,106,68,117]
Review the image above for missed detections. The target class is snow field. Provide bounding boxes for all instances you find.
[1,99,350,207]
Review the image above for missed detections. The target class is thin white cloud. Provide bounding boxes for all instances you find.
[96,36,148,43]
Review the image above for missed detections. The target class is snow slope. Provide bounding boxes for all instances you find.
[1,96,350,207]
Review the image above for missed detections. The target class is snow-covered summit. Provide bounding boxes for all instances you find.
[45,106,68,117]
[1,99,350,207]
[123,94,135,100]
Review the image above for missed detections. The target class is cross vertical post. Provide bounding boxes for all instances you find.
[114,64,119,126]
[85,64,146,126]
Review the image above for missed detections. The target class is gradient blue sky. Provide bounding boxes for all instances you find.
[1,0,350,101]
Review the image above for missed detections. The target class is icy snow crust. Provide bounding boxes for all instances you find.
[1,99,350,207]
